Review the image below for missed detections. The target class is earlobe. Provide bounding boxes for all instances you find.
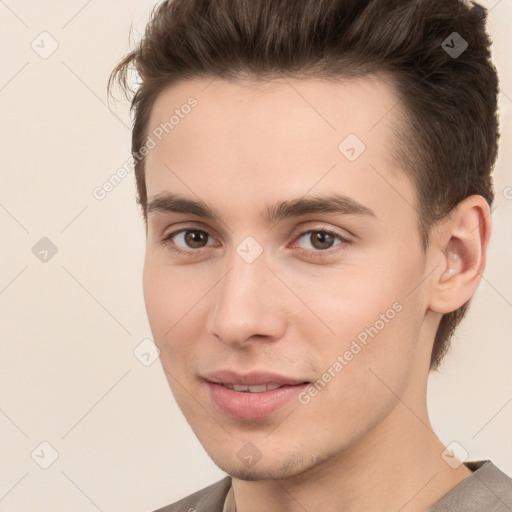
[428,195,492,314]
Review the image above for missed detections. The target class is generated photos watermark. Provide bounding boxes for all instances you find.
[298,301,403,405]
[92,97,198,201]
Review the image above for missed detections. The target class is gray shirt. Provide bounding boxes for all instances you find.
[153,460,512,512]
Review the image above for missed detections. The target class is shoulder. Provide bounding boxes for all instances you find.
[429,460,512,511]
[152,476,232,512]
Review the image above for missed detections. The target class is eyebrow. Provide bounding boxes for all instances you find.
[146,192,376,224]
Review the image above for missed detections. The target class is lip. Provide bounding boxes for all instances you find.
[204,369,307,387]
[204,370,309,420]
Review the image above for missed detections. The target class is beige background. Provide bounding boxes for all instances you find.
[0,1,511,510]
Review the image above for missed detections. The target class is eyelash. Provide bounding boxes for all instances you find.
[160,226,352,258]
[160,228,217,256]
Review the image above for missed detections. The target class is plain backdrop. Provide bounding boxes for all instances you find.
[0,1,511,511]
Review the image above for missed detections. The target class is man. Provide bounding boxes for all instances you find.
[109,0,512,510]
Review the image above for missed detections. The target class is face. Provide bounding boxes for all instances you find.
[142,75,433,480]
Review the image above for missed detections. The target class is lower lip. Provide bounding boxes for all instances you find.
[206,382,308,420]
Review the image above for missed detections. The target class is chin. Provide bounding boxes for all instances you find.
[205,447,325,482]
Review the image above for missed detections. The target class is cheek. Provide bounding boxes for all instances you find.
[142,257,196,355]
[288,260,417,340]
[286,247,426,380]
[143,259,172,340]
[142,260,201,414]
[294,289,423,446]
[304,263,424,407]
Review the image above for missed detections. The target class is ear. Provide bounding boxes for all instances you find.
[428,195,492,314]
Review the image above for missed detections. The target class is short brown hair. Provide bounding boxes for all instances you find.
[109,0,499,370]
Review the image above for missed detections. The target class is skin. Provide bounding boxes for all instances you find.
[142,75,490,511]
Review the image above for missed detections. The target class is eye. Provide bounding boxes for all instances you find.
[296,229,346,251]
[162,229,215,251]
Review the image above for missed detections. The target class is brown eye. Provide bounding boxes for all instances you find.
[165,229,214,250]
[183,230,209,248]
[311,231,335,249]
[296,230,342,251]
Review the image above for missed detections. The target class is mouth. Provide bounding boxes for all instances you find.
[218,383,304,392]
[203,370,310,420]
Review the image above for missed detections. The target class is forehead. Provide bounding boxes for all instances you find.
[144,75,415,221]
[147,74,403,158]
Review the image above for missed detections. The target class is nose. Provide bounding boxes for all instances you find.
[206,255,287,348]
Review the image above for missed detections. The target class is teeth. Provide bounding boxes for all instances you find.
[248,385,267,393]
[223,383,282,392]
